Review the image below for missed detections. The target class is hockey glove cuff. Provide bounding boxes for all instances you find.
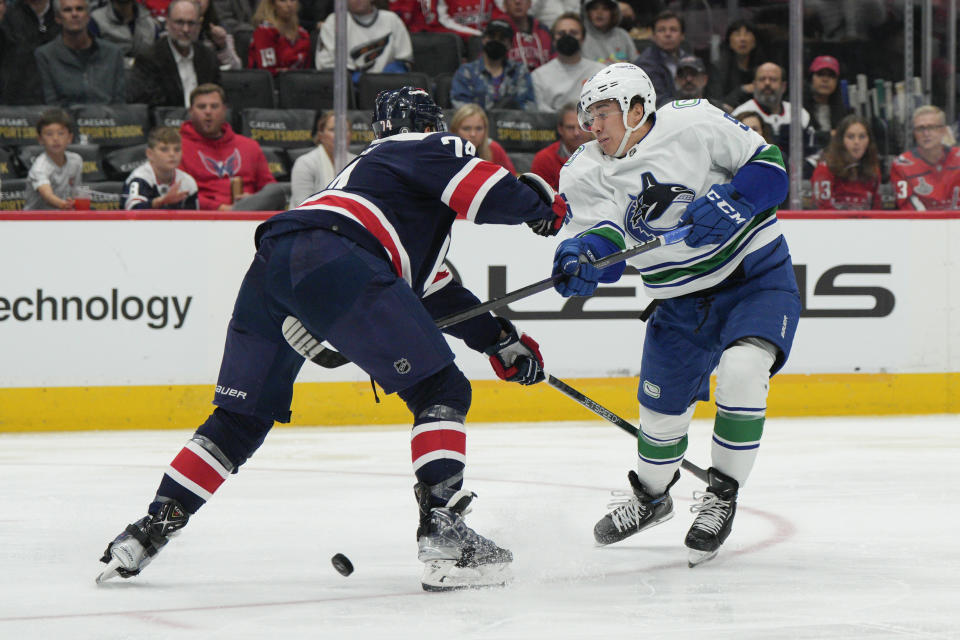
[552,237,603,297]
[680,183,756,248]
[484,317,545,385]
[518,172,566,237]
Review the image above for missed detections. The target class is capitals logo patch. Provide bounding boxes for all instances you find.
[198,149,242,178]
[624,172,694,243]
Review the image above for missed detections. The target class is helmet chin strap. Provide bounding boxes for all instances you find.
[613,111,648,158]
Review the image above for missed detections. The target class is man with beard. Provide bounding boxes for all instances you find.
[673,54,728,112]
[128,0,221,107]
[450,18,535,111]
[732,62,810,138]
[531,12,603,112]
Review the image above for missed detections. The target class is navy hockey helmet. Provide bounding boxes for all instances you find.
[371,86,447,139]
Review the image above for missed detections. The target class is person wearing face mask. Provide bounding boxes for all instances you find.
[450,19,535,111]
[89,0,161,60]
[531,12,603,112]
[810,115,881,210]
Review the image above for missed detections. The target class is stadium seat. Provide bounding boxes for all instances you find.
[487,109,557,153]
[286,145,316,166]
[356,72,433,110]
[433,72,454,109]
[0,146,22,180]
[346,110,376,153]
[0,105,48,148]
[411,32,464,77]
[510,152,536,174]
[0,177,26,210]
[86,181,125,210]
[69,103,150,149]
[240,108,317,149]
[221,69,277,127]
[465,36,483,62]
[259,145,291,181]
[233,28,253,67]
[103,143,148,181]
[276,70,355,111]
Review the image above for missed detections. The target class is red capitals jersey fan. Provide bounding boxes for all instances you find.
[810,161,881,210]
[889,146,960,210]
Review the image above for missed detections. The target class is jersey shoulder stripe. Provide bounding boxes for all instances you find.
[440,157,509,221]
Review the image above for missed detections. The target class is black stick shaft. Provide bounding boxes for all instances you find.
[545,374,708,483]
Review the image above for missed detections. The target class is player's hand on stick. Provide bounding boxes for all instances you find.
[680,183,756,248]
[552,237,601,297]
[484,318,545,385]
[518,172,565,237]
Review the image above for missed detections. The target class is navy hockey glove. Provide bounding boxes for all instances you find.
[518,172,565,237]
[484,318,545,385]
[680,183,756,248]
[552,237,602,297]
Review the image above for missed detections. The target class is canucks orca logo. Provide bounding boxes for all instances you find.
[624,172,695,242]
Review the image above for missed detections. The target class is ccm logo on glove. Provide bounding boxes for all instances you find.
[707,188,748,224]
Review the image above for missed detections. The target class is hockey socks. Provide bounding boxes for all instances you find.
[410,405,467,506]
[710,410,764,486]
[154,435,234,514]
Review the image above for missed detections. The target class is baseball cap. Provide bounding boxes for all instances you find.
[483,19,514,39]
[809,55,840,74]
[677,55,706,74]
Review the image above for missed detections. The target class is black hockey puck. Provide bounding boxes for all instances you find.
[331,553,354,576]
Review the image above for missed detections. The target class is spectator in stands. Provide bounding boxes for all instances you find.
[803,55,851,134]
[736,110,774,144]
[502,0,552,72]
[0,0,60,104]
[431,0,505,39]
[298,0,330,34]
[449,103,516,173]
[450,19,535,111]
[248,0,310,73]
[198,0,243,69]
[124,127,199,209]
[315,0,412,81]
[179,83,287,210]
[581,0,636,64]
[128,0,222,107]
[811,114,881,210]
[529,103,590,190]
[288,110,348,206]
[633,9,688,106]
[732,62,810,138]
[529,0,579,32]
[215,0,256,34]
[25,108,83,211]
[706,19,767,111]
[532,12,604,112]
[673,54,723,108]
[90,0,161,60]
[890,106,960,211]
[35,0,126,106]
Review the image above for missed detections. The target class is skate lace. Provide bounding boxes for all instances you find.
[689,491,730,535]
[607,491,646,532]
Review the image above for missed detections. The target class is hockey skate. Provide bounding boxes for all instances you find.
[415,483,513,592]
[96,501,189,583]
[594,470,679,546]
[685,467,739,568]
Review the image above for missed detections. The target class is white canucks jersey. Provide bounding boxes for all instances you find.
[558,99,787,299]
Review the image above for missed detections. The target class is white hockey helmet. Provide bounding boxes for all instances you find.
[578,63,657,156]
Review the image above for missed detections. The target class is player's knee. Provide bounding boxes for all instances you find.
[195,407,273,469]
[715,340,777,411]
[638,402,695,441]
[398,363,472,417]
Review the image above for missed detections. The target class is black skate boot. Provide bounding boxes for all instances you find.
[414,482,513,592]
[594,470,680,546]
[96,500,190,583]
[685,467,739,567]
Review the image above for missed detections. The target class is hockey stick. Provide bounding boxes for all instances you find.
[307,226,692,368]
[544,374,709,483]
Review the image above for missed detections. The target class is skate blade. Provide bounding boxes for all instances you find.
[687,548,718,568]
[96,557,124,584]
[420,559,512,592]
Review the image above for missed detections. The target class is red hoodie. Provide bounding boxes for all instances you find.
[179,120,276,210]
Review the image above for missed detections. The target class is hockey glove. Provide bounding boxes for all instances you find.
[518,172,565,237]
[552,237,602,297]
[680,183,756,248]
[484,317,545,385]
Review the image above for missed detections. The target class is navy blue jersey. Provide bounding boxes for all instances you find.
[255,132,554,296]
[123,162,199,210]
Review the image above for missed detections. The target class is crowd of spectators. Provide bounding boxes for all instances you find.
[2,0,959,211]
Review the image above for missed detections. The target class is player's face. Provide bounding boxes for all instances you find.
[274,0,297,21]
[913,113,946,152]
[811,70,838,97]
[189,92,228,138]
[38,123,73,155]
[586,100,627,156]
[652,18,683,53]
[842,123,870,161]
[558,110,589,151]
[147,142,183,173]
[455,114,486,149]
[728,26,755,56]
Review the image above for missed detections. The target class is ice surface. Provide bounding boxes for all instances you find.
[1,415,958,639]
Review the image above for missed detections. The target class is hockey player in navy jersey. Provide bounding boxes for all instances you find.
[552,63,801,566]
[98,87,565,591]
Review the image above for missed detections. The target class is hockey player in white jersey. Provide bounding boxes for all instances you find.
[552,63,801,566]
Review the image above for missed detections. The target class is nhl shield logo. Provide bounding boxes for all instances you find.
[394,358,411,374]
[624,171,694,243]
